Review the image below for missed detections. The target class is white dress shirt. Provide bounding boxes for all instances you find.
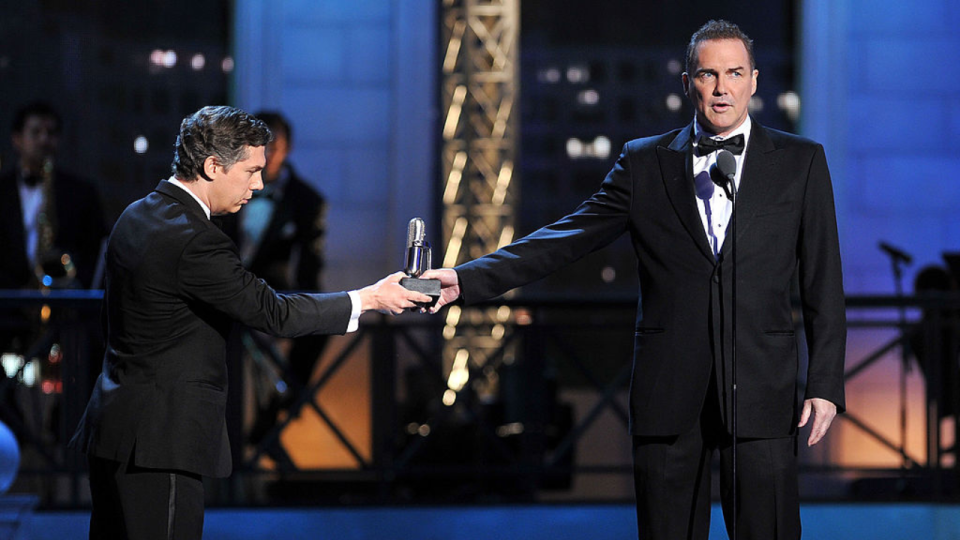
[18,178,44,266]
[691,116,752,258]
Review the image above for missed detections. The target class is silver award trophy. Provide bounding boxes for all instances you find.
[400,217,441,307]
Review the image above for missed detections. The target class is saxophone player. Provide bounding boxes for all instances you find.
[0,101,108,290]
[0,102,109,443]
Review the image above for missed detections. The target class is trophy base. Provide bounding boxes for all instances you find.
[400,277,441,308]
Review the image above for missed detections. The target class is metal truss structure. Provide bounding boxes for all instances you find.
[439,0,520,406]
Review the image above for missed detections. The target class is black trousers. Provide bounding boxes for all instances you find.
[88,454,204,540]
[632,379,800,540]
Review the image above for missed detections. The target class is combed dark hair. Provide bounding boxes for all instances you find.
[254,111,292,146]
[171,105,272,181]
[12,101,62,134]
[685,19,755,75]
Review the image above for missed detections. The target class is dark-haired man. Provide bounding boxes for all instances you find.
[70,105,430,540]
[0,101,107,289]
[0,102,108,445]
[424,20,846,539]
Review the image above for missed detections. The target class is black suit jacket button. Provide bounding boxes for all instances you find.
[713,274,720,283]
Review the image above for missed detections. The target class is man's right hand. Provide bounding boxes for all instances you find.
[358,272,431,315]
[418,268,460,313]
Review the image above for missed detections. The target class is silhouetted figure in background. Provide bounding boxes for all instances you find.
[218,112,329,446]
[0,101,107,443]
[0,101,107,291]
[910,264,960,420]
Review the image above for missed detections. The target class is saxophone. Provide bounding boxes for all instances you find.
[32,158,77,290]
[29,158,75,397]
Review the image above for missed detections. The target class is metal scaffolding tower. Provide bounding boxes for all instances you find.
[438,0,520,405]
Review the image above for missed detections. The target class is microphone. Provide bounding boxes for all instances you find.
[878,241,913,265]
[400,217,441,307]
[712,149,738,200]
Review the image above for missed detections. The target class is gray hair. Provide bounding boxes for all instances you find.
[685,20,756,75]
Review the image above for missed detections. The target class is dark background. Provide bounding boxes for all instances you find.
[0,0,231,223]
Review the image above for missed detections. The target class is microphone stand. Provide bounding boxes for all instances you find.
[713,150,739,540]
[727,174,739,540]
[880,243,912,471]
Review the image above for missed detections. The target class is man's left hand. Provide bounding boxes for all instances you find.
[798,397,837,447]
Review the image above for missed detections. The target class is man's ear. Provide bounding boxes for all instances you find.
[681,73,690,97]
[202,156,218,182]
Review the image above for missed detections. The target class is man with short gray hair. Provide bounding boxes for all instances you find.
[425,20,845,539]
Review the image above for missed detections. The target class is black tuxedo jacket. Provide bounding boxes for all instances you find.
[70,180,352,477]
[218,163,326,291]
[0,168,107,288]
[456,120,846,439]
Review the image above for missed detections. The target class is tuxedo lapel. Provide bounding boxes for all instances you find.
[0,174,30,283]
[659,124,715,262]
[721,122,781,254]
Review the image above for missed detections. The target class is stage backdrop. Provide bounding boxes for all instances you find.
[232,1,437,292]
[802,0,960,294]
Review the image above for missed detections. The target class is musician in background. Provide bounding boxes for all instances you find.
[0,101,108,442]
[911,264,960,420]
[217,111,328,449]
[0,101,107,291]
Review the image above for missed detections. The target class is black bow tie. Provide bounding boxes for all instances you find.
[696,134,745,156]
[21,173,43,187]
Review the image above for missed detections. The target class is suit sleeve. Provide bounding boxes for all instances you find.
[456,144,635,304]
[798,145,847,412]
[177,227,351,337]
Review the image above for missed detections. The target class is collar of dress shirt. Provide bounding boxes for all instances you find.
[168,176,211,220]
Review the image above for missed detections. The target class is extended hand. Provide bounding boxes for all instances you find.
[358,272,431,315]
[798,397,837,447]
[419,268,460,313]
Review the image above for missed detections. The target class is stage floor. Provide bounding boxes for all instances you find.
[12,502,960,540]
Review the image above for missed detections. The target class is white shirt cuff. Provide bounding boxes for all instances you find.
[346,290,362,333]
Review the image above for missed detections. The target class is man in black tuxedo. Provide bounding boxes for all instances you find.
[0,102,108,443]
[0,101,107,291]
[217,112,330,444]
[70,105,429,540]
[424,20,846,540]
